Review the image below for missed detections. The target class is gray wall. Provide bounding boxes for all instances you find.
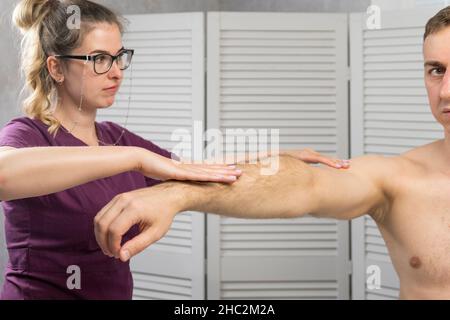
[0,0,370,292]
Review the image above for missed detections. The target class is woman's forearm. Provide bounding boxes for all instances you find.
[0,146,143,201]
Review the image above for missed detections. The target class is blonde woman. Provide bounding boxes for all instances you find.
[0,0,349,299]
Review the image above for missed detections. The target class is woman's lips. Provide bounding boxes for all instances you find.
[103,86,118,93]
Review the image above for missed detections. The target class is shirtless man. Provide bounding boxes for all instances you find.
[94,7,450,299]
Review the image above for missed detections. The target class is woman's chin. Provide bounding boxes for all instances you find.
[98,98,115,108]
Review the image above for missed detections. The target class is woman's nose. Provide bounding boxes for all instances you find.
[108,60,123,79]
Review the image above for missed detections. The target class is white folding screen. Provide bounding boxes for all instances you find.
[350,7,444,299]
[415,0,450,7]
[97,13,205,299]
[206,12,351,299]
[94,8,444,300]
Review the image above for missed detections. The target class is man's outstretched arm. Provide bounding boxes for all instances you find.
[171,154,394,220]
[94,155,398,261]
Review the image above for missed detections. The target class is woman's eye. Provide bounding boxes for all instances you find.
[96,55,107,63]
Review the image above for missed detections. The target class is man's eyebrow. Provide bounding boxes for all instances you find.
[89,46,125,55]
[424,61,446,68]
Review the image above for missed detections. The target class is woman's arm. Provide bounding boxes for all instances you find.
[0,146,143,201]
[0,146,243,202]
[0,146,241,200]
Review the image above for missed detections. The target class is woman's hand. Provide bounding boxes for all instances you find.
[280,148,350,169]
[137,149,242,183]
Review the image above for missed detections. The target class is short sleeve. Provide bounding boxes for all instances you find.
[127,131,176,161]
[0,118,46,149]
[106,121,178,160]
[104,121,179,187]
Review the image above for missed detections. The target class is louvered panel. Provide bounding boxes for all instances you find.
[415,0,449,7]
[365,285,399,300]
[221,280,338,300]
[221,111,337,119]
[350,8,443,300]
[95,13,205,300]
[132,272,192,300]
[221,120,336,127]
[221,124,337,154]
[365,128,441,139]
[365,218,391,261]
[365,120,440,130]
[207,12,350,300]
[223,105,336,111]
[365,79,424,86]
[221,217,338,257]
[152,214,192,254]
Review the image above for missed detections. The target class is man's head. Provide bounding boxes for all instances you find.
[423,6,450,132]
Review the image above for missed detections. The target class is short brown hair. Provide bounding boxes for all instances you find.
[424,5,450,41]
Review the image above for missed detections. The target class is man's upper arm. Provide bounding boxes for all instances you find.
[309,155,396,221]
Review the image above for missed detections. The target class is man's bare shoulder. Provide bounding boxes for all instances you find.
[316,153,408,180]
[398,139,443,171]
[339,140,441,178]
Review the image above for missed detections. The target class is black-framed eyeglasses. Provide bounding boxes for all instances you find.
[54,49,134,75]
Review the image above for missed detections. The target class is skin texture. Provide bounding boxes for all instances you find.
[93,26,450,299]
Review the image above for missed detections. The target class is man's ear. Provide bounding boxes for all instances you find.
[46,56,64,82]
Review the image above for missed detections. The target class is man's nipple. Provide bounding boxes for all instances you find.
[409,256,422,269]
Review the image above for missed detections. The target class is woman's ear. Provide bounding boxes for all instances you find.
[46,56,64,83]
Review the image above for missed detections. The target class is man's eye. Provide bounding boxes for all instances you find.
[429,67,445,76]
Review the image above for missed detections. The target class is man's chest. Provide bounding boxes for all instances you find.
[383,173,450,286]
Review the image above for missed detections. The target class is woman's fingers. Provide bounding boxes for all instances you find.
[177,168,239,183]
[314,156,350,169]
[170,163,242,183]
[286,149,351,169]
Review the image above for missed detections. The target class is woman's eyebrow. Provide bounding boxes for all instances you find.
[89,46,125,55]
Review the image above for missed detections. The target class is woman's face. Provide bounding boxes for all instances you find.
[60,22,124,110]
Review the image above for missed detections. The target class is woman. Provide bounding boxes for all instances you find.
[0,0,349,299]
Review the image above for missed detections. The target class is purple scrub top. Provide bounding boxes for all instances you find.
[0,116,174,299]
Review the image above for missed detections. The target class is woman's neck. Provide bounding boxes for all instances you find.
[52,101,99,146]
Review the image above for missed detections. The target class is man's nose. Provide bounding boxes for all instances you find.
[440,69,450,99]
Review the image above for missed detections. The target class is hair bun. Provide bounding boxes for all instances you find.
[12,0,54,34]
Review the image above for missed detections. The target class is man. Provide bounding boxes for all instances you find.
[94,7,450,299]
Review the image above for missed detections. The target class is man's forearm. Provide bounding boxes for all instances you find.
[167,156,318,219]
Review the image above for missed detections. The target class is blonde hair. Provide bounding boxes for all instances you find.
[12,0,126,137]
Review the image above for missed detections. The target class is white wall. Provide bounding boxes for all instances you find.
[371,0,449,10]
